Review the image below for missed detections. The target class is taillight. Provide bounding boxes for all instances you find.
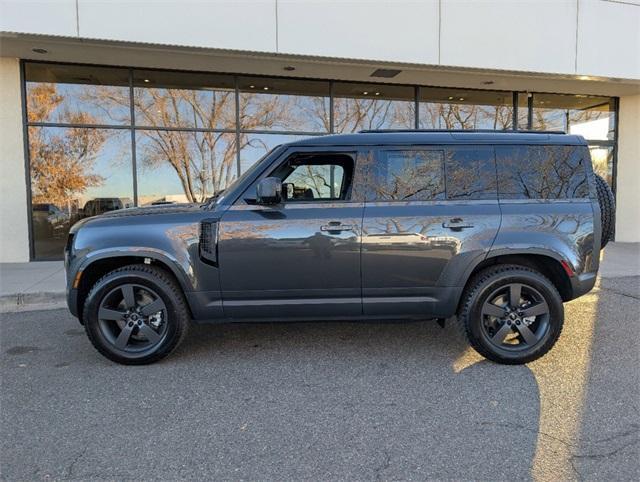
[561,259,575,277]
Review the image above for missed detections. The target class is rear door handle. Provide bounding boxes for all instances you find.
[443,218,474,230]
[321,222,355,232]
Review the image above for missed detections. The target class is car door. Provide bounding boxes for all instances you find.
[217,147,365,319]
[361,145,500,316]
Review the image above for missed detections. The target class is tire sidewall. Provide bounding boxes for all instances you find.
[83,269,182,363]
[595,174,615,249]
[466,270,564,363]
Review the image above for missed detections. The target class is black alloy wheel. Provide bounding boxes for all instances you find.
[480,283,550,351]
[457,265,564,364]
[97,284,168,353]
[83,264,189,365]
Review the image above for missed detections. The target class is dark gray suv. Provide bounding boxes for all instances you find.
[64,131,615,365]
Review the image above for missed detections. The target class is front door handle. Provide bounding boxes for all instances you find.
[442,218,474,230]
[321,222,355,232]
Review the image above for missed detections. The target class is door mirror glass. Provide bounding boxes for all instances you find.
[256,177,283,204]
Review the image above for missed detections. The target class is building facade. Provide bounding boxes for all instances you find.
[0,0,638,262]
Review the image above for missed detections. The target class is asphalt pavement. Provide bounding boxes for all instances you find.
[1,276,639,481]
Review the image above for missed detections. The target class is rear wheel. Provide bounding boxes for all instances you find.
[457,265,564,364]
[82,264,189,365]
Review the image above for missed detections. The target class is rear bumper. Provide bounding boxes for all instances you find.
[570,271,598,300]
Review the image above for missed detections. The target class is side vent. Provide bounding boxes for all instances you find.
[199,219,219,266]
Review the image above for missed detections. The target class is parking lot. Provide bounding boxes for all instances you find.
[1,273,639,480]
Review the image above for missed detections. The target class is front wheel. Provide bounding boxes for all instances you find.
[82,264,189,365]
[457,265,564,364]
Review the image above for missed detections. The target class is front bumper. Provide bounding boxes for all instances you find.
[66,287,79,319]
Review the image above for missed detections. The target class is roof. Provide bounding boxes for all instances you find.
[287,130,587,147]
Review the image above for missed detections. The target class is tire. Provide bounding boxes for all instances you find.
[456,265,564,365]
[594,173,615,249]
[82,264,190,365]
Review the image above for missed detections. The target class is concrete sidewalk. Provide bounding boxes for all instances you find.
[0,243,638,313]
[0,261,66,313]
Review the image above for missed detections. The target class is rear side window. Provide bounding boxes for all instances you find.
[368,150,445,201]
[445,146,497,200]
[496,145,590,199]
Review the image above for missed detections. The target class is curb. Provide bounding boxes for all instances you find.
[0,292,67,314]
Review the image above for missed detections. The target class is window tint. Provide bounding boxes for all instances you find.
[369,150,445,201]
[496,145,590,199]
[284,164,345,201]
[445,147,497,200]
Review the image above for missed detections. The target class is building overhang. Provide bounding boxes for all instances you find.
[1,32,639,97]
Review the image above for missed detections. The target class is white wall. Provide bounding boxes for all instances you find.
[615,94,640,243]
[277,0,439,64]
[577,0,640,80]
[0,57,30,262]
[77,0,277,52]
[1,0,638,80]
[440,0,577,74]
[0,0,77,37]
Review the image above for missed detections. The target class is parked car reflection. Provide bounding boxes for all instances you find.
[82,197,133,217]
[32,203,70,239]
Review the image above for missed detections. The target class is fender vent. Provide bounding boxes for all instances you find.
[199,219,218,265]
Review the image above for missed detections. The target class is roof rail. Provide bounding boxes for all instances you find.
[358,129,567,135]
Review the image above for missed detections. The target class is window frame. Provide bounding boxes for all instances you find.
[275,153,354,203]
[237,146,364,205]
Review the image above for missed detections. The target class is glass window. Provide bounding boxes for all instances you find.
[283,160,348,201]
[589,145,614,187]
[419,88,514,130]
[531,94,615,141]
[333,82,415,132]
[29,127,133,260]
[238,77,330,132]
[25,63,131,125]
[133,70,235,129]
[445,146,497,200]
[136,130,236,204]
[517,93,530,130]
[369,150,445,201]
[496,145,590,199]
[239,133,313,174]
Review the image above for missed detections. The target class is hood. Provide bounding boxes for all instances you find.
[98,203,202,218]
[69,203,204,234]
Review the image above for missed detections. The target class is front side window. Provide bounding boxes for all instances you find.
[368,150,445,202]
[271,153,354,202]
[496,145,590,199]
[284,164,345,201]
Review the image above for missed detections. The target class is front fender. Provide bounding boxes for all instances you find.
[76,247,195,293]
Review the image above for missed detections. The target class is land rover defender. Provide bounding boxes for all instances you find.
[64,131,615,365]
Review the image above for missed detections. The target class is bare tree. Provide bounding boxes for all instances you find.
[84,86,298,202]
[28,83,106,208]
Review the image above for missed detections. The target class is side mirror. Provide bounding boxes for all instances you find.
[256,177,282,205]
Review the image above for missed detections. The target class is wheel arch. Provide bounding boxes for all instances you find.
[74,252,193,323]
[459,251,573,310]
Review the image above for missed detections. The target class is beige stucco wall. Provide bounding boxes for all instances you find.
[615,94,640,243]
[0,57,29,262]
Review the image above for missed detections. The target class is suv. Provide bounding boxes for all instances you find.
[65,131,615,365]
